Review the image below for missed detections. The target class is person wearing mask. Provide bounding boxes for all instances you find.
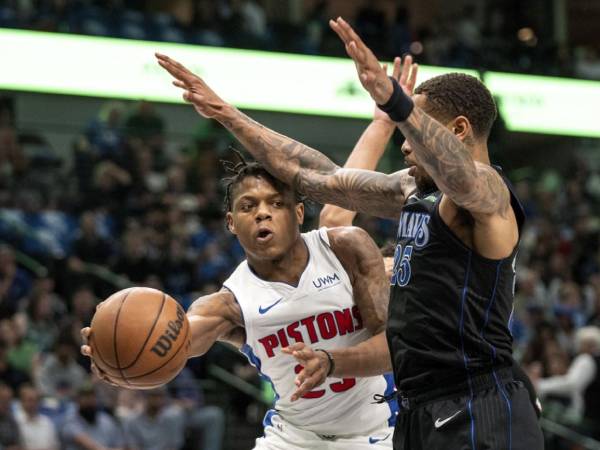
[61,384,124,450]
[123,386,185,450]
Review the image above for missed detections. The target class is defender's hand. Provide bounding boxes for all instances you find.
[374,56,419,123]
[156,53,229,119]
[330,17,392,105]
[282,343,330,402]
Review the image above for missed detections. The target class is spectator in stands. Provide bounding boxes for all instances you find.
[0,338,30,392]
[123,386,185,450]
[0,382,20,450]
[0,245,32,319]
[23,285,62,353]
[36,333,86,400]
[169,367,225,450]
[537,326,600,438]
[124,101,165,151]
[61,384,124,450]
[14,384,59,450]
[111,229,158,283]
[85,101,125,161]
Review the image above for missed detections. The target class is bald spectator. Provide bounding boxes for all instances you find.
[537,326,600,438]
[14,384,59,450]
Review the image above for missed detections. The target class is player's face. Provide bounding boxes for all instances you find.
[227,176,304,261]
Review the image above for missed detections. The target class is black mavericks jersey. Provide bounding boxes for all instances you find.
[386,173,525,394]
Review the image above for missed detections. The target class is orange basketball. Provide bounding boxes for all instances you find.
[89,287,191,389]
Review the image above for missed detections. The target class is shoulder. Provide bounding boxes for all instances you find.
[326,226,372,251]
[187,288,243,328]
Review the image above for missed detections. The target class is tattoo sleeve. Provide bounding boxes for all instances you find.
[398,107,510,216]
[218,106,406,219]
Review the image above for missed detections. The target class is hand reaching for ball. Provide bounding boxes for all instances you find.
[81,287,191,390]
[80,326,120,387]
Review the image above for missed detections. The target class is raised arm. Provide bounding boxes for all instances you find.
[283,226,392,400]
[320,56,418,227]
[329,18,510,218]
[156,53,407,220]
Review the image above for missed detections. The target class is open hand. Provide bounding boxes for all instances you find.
[282,343,330,402]
[330,17,393,105]
[155,53,229,119]
[374,56,419,123]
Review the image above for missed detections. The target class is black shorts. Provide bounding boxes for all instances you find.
[392,369,544,450]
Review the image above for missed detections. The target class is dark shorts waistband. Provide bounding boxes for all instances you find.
[398,367,513,409]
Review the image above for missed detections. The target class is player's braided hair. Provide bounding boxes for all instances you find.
[221,148,304,214]
[414,73,497,138]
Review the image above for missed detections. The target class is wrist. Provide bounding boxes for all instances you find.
[315,348,335,377]
[377,77,414,122]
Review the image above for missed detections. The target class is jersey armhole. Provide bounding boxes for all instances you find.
[318,226,331,248]
[221,284,249,346]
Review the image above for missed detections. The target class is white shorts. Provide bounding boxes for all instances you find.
[253,413,393,449]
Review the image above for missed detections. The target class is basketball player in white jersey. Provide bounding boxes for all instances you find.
[81,154,399,448]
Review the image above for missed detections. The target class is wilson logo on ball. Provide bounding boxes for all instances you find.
[150,307,186,357]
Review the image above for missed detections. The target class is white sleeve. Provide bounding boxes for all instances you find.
[537,354,597,397]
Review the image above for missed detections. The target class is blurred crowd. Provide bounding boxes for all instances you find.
[0,0,599,79]
[0,3,600,445]
[0,95,274,449]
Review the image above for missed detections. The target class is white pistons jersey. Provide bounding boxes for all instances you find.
[223,228,397,436]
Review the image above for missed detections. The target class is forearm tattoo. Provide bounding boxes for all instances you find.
[398,108,510,216]
[221,109,405,219]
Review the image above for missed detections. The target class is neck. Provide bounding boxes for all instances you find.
[247,236,308,286]
[472,143,491,165]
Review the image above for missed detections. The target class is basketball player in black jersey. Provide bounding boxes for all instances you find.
[156,16,544,449]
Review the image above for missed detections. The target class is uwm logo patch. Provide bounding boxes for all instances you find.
[312,272,340,290]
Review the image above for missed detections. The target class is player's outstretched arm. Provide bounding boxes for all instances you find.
[156,53,407,220]
[283,226,392,400]
[186,289,245,357]
[80,289,244,385]
[320,56,417,227]
[330,17,510,217]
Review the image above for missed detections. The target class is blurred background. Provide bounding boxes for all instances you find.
[1,0,600,449]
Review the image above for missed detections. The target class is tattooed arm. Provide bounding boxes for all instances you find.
[320,56,418,227]
[329,17,510,217]
[156,53,407,220]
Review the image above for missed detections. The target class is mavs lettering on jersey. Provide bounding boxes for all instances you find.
[392,212,431,287]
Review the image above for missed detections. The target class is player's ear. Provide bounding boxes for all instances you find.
[226,212,236,235]
[295,203,305,225]
[451,116,471,142]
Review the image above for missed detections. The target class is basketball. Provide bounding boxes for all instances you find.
[89,287,190,389]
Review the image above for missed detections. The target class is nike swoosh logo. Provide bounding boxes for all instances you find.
[258,298,283,314]
[369,433,390,444]
[434,410,463,429]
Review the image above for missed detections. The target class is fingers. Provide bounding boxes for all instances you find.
[408,62,419,91]
[81,345,92,357]
[392,57,401,81]
[399,54,412,86]
[291,366,326,402]
[282,343,306,355]
[155,53,199,85]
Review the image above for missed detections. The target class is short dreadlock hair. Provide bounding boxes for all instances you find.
[414,73,497,139]
[222,149,304,214]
